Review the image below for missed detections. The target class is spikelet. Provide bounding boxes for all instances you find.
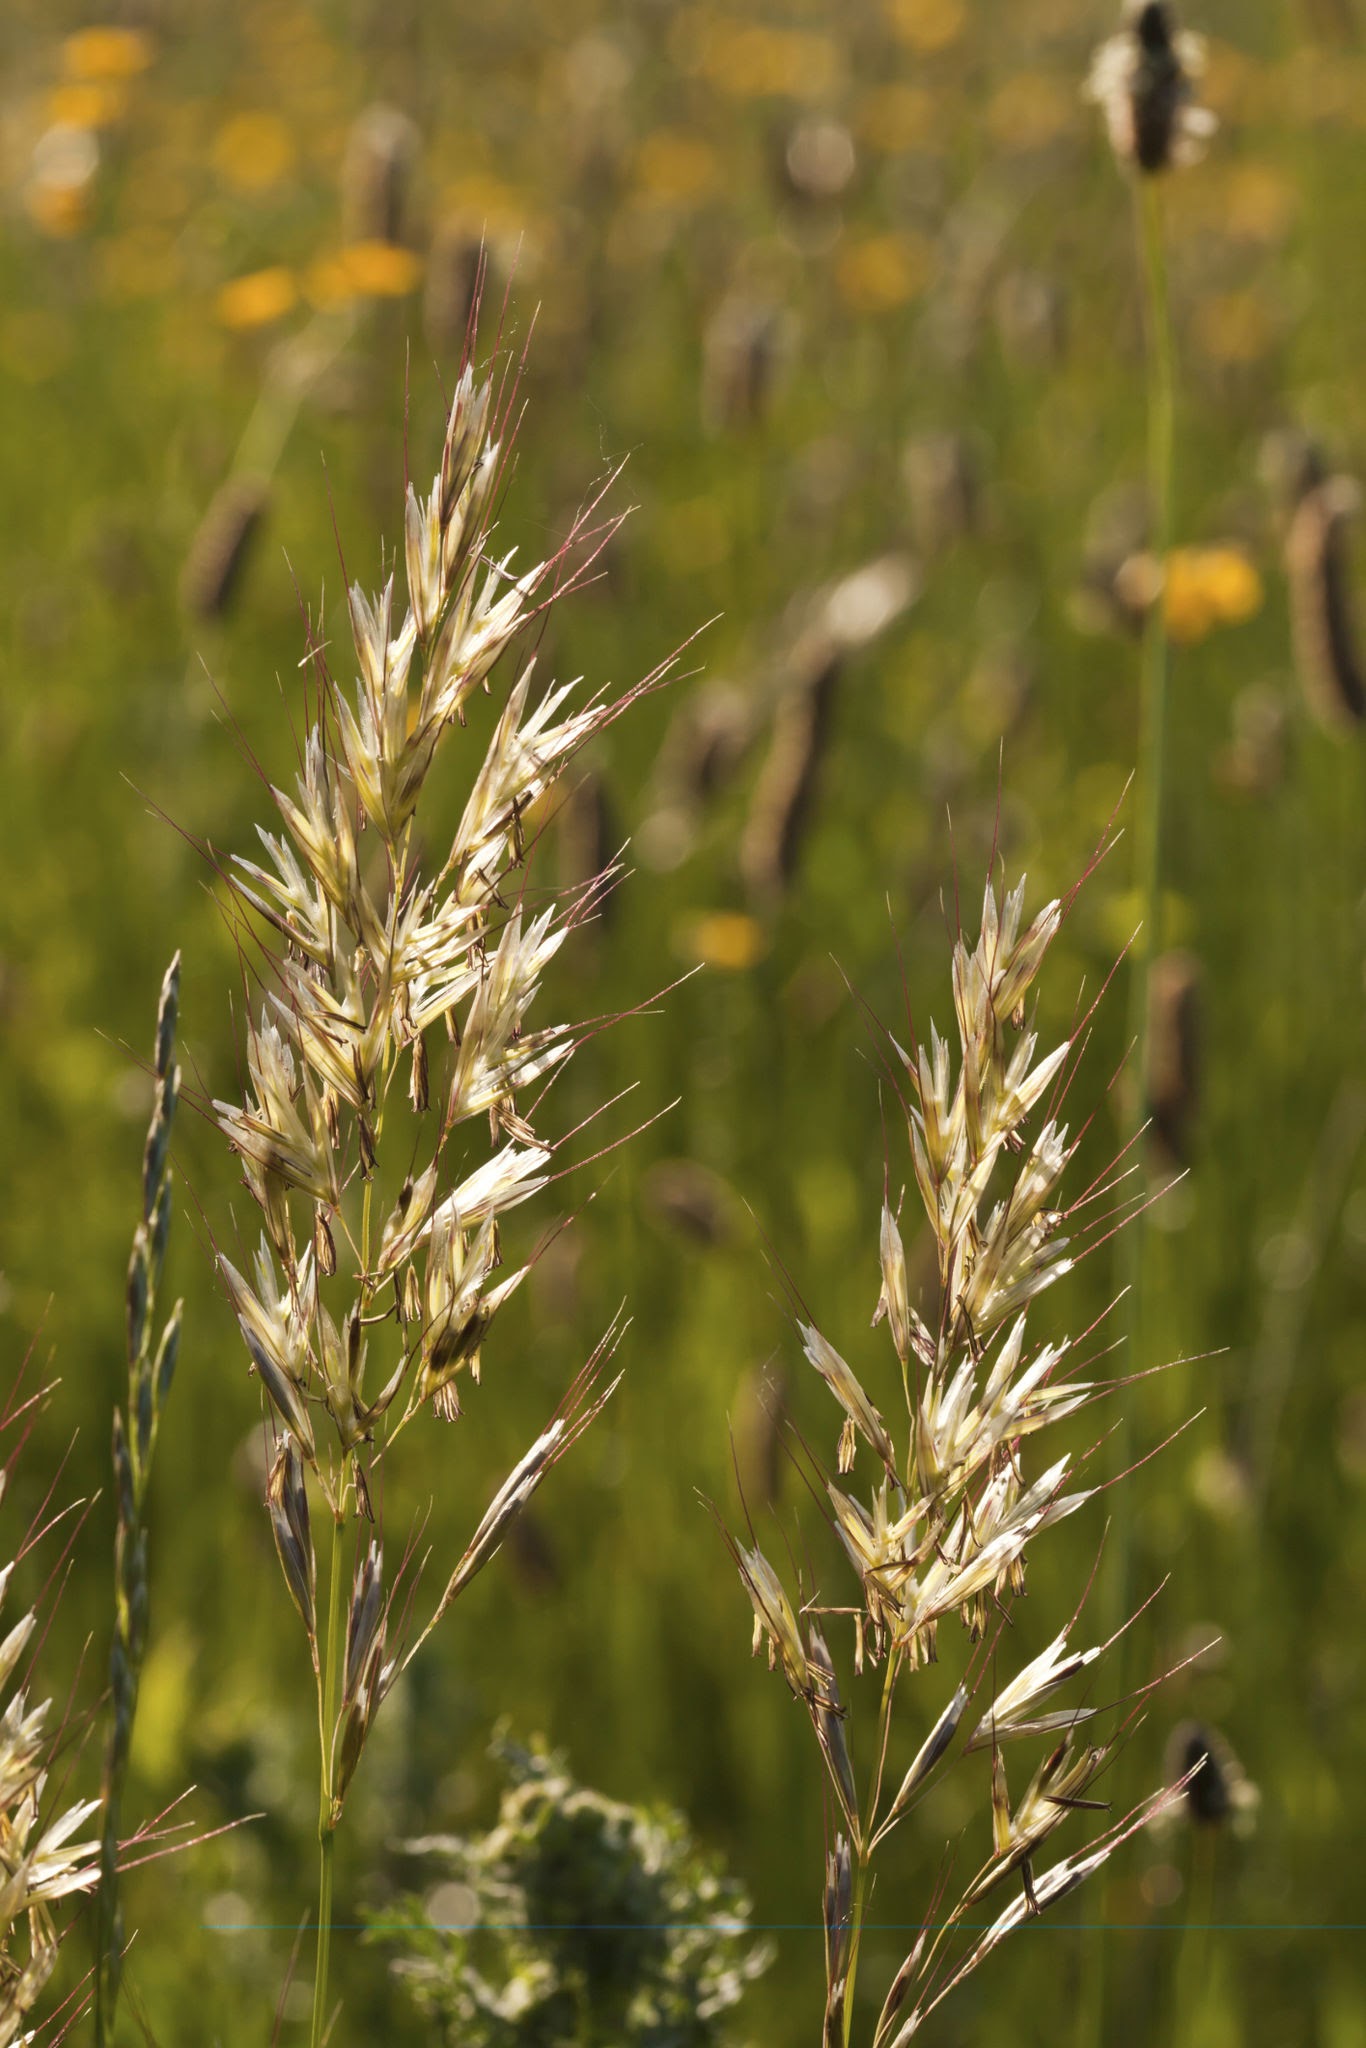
[1145,949,1201,1169]
[341,103,421,247]
[0,1412,104,2041]
[702,294,787,433]
[1216,681,1290,799]
[1286,473,1366,733]
[740,632,841,910]
[1164,1721,1259,1833]
[641,1157,743,1249]
[555,768,618,923]
[639,683,757,871]
[902,430,979,555]
[180,475,269,619]
[740,555,917,910]
[732,1363,789,1514]
[424,222,484,357]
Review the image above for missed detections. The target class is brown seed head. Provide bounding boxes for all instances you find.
[1286,474,1366,734]
[1145,949,1201,1168]
[180,475,269,620]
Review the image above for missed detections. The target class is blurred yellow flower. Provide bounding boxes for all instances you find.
[836,232,931,314]
[985,73,1075,152]
[305,240,424,307]
[690,21,843,101]
[61,27,153,81]
[681,912,766,971]
[304,255,358,308]
[25,181,89,237]
[439,172,532,244]
[1163,547,1263,645]
[635,132,720,206]
[212,112,297,194]
[885,0,965,52]
[856,84,939,155]
[1192,290,1274,366]
[47,81,128,129]
[216,266,298,330]
[1221,162,1297,244]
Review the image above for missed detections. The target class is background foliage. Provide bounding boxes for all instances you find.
[2,0,1365,2041]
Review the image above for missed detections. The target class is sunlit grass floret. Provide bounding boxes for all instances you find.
[718,870,1179,2044]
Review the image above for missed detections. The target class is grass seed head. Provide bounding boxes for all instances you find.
[1086,2,1216,176]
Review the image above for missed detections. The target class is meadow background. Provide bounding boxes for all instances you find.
[2,0,1366,2041]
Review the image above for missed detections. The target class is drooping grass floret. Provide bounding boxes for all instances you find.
[0,1426,103,2043]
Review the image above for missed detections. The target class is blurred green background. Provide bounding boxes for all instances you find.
[3,0,1366,2041]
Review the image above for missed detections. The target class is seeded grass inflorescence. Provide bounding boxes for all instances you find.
[0,1389,103,2043]
[719,868,1182,2045]
[209,344,665,2042]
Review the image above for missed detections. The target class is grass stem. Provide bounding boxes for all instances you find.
[1113,174,1175,1635]
[1086,173,1176,2048]
[310,1504,346,2048]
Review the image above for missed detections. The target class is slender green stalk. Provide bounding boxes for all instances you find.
[839,1652,898,2047]
[310,1504,346,2048]
[1111,176,1175,1629]
[1085,178,1176,2048]
[841,1860,869,2048]
[1133,178,1176,983]
[1173,1827,1217,2044]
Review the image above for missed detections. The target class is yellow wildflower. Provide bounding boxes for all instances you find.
[836,233,931,314]
[61,27,153,80]
[885,0,965,53]
[692,22,843,101]
[681,912,766,971]
[442,172,528,236]
[635,132,720,206]
[1163,546,1263,645]
[212,112,297,194]
[1192,290,1274,366]
[216,266,298,331]
[305,241,423,308]
[47,81,128,129]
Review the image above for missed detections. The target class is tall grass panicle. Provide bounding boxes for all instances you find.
[94,953,184,2043]
[210,348,659,2044]
[0,1389,104,2044]
[717,869,1181,2046]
